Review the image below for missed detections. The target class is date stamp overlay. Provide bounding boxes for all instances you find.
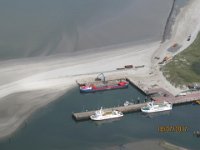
[158,125,200,138]
[158,125,188,133]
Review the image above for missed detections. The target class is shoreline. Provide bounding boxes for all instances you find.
[102,139,188,150]
[161,0,176,42]
[0,87,73,140]
[0,0,200,140]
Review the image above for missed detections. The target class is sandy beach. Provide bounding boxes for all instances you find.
[0,0,200,140]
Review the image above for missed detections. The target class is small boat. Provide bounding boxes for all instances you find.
[123,101,133,106]
[193,131,200,137]
[141,101,172,113]
[90,107,123,121]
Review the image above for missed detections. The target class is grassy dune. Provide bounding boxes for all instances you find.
[163,33,200,87]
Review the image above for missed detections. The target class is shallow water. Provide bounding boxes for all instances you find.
[0,86,199,150]
[0,0,173,59]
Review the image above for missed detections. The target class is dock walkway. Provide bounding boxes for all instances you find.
[153,92,200,104]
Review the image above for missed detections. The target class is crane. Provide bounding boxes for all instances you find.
[95,73,106,83]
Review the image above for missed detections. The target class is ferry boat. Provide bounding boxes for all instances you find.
[141,101,172,113]
[80,81,128,93]
[90,108,123,121]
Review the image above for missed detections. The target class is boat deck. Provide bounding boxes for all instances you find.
[77,78,127,86]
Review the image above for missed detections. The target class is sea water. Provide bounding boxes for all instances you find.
[0,0,173,59]
[0,86,199,150]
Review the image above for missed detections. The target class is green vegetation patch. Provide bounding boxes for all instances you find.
[192,62,200,75]
[163,32,200,87]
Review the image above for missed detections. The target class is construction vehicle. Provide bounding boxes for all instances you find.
[95,73,106,82]
[158,54,172,64]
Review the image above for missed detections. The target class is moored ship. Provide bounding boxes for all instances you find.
[80,81,129,93]
[90,107,123,121]
[141,101,172,113]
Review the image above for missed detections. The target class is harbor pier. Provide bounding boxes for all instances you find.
[73,89,200,121]
[73,73,200,121]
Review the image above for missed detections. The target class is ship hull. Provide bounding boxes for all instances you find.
[141,107,172,113]
[141,102,172,113]
[90,114,123,121]
[80,84,128,93]
[90,110,123,121]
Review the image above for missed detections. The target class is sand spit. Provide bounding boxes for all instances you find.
[0,0,200,140]
[99,139,188,150]
[0,89,68,139]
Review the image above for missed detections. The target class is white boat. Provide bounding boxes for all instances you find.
[141,101,172,113]
[124,101,132,106]
[90,107,123,121]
